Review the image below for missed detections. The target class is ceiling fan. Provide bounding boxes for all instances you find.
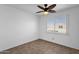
[36,4,56,15]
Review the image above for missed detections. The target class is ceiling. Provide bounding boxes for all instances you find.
[7,4,79,15]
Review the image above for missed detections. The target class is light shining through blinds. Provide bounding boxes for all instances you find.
[47,16,67,34]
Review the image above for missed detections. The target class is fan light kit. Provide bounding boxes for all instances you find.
[36,4,56,15]
[43,11,48,15]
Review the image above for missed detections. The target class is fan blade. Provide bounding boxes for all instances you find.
[48,10,56,13]
[37,5,45,10]
[48,4,56,10]
[36,11,44,13]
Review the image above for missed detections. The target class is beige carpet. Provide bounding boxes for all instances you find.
[1,39,79,54]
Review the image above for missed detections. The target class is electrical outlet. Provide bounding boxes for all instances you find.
[52,38,55,40]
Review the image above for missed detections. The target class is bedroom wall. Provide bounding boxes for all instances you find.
[40,6,79,49]
[0,5,39,51]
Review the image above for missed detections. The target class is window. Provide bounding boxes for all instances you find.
[47,15,67,34]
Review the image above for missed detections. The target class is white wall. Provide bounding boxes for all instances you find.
[0,5,39,51]
[40,6,79,49]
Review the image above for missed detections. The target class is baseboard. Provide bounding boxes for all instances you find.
[40,38,79,51]
[0,38,38,52]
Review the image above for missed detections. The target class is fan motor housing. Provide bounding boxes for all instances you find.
[44,8,49,11]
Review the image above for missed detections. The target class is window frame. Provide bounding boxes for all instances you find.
[47,15,69,35]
